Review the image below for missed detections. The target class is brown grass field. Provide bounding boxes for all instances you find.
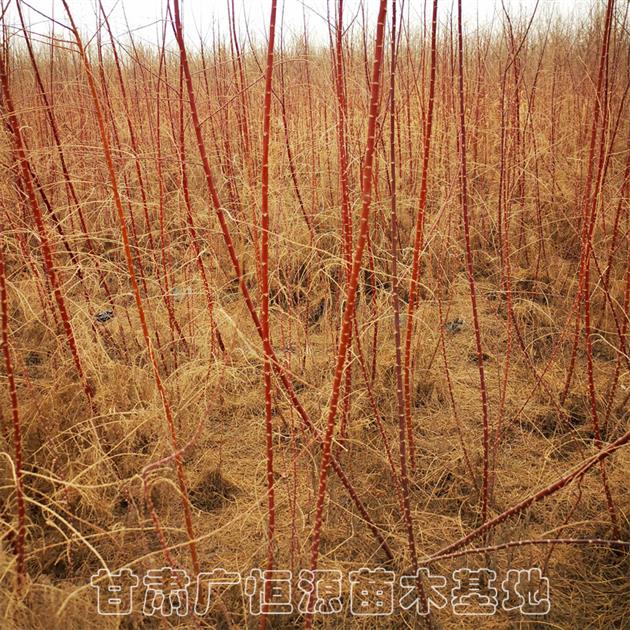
[0,0,629,627]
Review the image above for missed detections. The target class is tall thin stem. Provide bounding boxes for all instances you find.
[260,1,278,624]
[306,4,389,625]
[456,0,491,523]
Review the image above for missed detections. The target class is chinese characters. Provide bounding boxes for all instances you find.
[91,565,551,618]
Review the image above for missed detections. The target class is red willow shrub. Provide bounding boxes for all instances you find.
[1,1,628,627]
[61,0,200,573]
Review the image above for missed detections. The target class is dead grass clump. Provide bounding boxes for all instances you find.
[412,374,446,410]
[512,297,557,360]
[549,208,582,260]
[190,468,240,513]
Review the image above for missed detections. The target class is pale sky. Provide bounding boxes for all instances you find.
[8,0,594,49]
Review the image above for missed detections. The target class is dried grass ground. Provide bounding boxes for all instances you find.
[1,209,628,628]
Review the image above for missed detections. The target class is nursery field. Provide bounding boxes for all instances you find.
[0,0,629,628]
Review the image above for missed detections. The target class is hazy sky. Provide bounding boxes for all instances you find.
[9,0,594,49]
